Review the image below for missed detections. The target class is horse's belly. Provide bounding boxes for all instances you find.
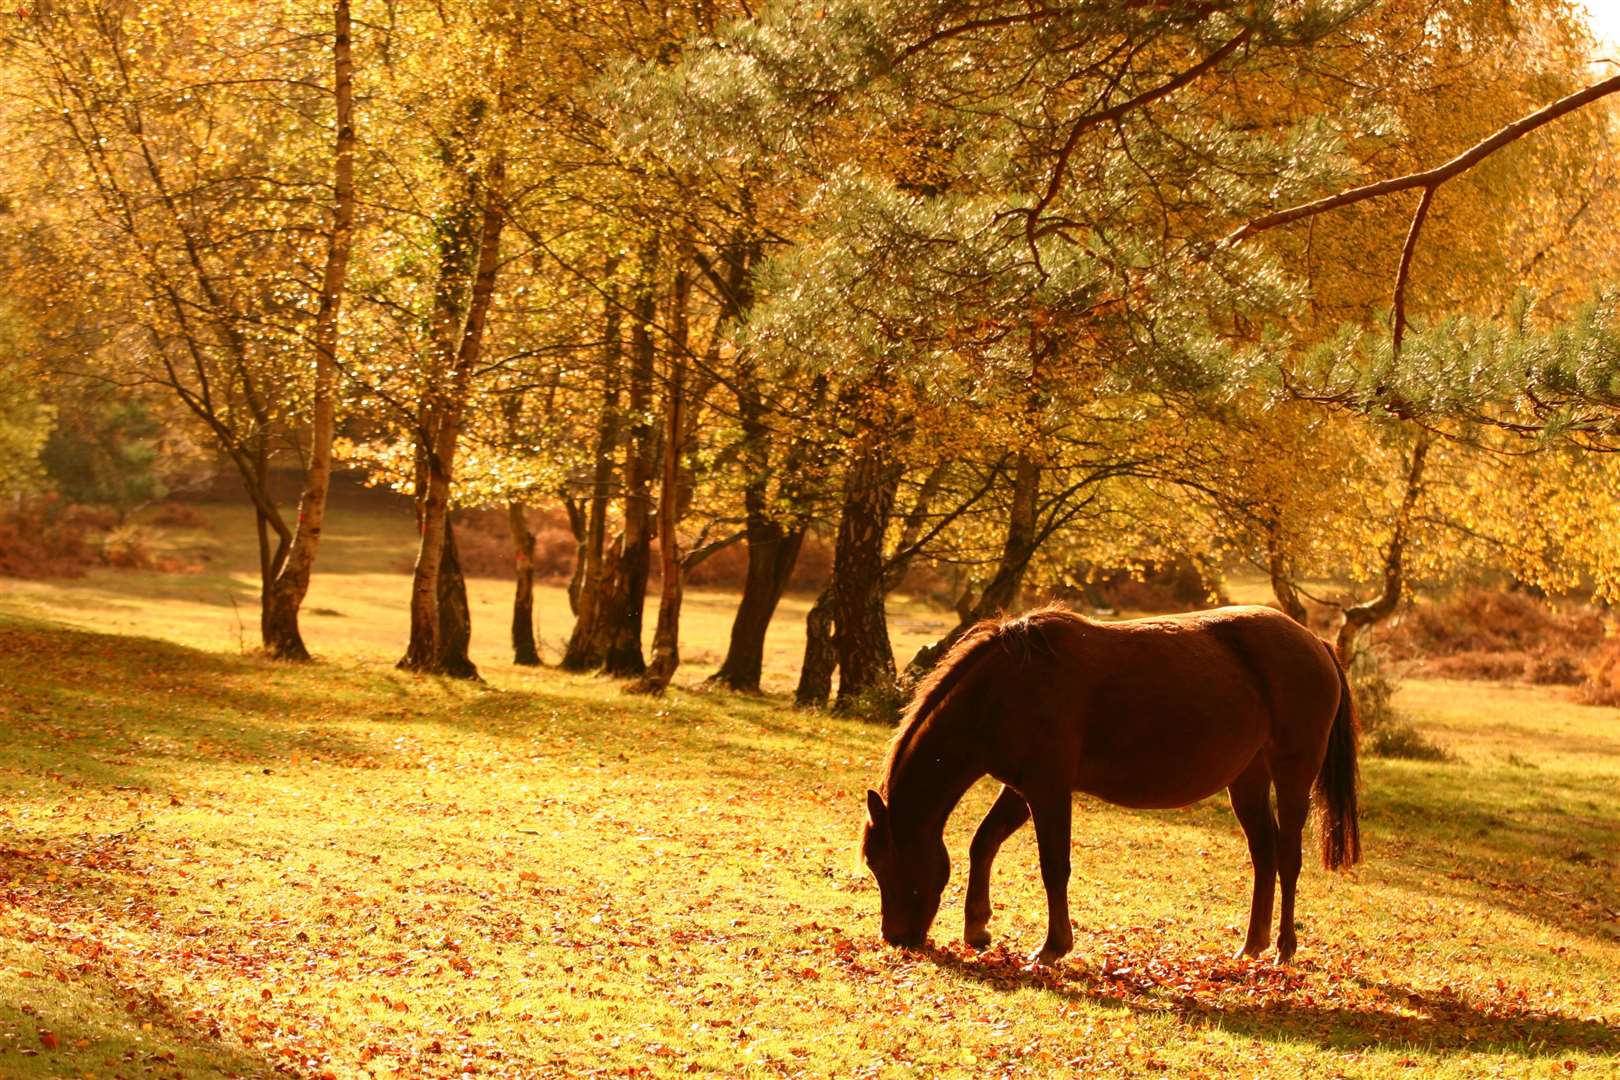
[1071,714,1265,809]
[1076,768,1238,810]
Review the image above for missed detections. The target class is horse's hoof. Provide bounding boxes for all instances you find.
[964,926,991,949]
[1233,941,1267,960]
[1024,947,1065,969]
[1275,939,1297,965]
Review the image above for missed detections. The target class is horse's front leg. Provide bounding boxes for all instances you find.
[1026,785,1074,966]
[964,784,1030,948]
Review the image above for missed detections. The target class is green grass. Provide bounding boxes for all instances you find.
[1,502,1617,1077]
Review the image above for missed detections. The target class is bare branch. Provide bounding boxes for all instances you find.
[1391,184,1435,357]
[1229,70,1620,244]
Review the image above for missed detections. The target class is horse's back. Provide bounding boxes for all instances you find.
[988,605,1340,808]
[1172,606,1342,755]
[1111,606,1337,698]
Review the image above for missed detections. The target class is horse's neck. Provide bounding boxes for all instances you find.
[888,711,984,839]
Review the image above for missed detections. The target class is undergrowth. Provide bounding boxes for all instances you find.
[1351,650,1453,762]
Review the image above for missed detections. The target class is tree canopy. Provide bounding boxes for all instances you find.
[6,0,1620,705]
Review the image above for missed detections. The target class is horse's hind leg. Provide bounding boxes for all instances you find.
[1272,762,1312,963]
[1227,755,1278,959]
[964,784,1030,948]
[1025,782,1074,966]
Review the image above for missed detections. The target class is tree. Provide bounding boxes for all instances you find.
[9,0,368,649]
[261,0,358,660]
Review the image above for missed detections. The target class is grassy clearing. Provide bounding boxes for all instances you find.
[0,498,952,693]
[1,504,1618,1078]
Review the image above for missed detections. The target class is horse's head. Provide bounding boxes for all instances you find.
[861,789,948,948]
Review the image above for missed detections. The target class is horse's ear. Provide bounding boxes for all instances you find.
[865,789,888,832]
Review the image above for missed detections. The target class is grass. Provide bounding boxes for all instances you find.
[0,499,1617,1077]
[0,497,954,692]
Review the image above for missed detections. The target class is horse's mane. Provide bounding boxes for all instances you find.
[879,604,1081,797]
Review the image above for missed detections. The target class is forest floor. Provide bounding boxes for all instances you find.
[0,500,1618,1078]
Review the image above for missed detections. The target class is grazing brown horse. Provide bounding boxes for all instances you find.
[861,605,1359,965]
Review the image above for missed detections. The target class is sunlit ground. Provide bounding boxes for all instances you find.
[0,503,1616,1078]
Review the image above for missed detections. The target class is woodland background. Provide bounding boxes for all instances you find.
[10,0,1620,711]
[3,3,1620,1077]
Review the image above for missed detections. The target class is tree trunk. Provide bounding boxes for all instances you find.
[560,262,625,671]
[248,432,292,648]
[1336,436,1430,663]
[709,377,810,691]
[635,561,684,693]
[707,243,807,693]
[629,244,691,695]
[255,506,273,641]
[399,209,470,667]
[1266,524,1309,626]
[971,454,1040,616]
[253,501,289,648]
[908,454,1040,676]
[564,498,587,616]
[262,0,356,662]
[711,522,805,692]
[598,239,660,678]
[832,437,901,712]
[400,147,505,678]
[509,501,540,665]
[436,518,477,679]
[795,584,838,708]
[399,426,450,671]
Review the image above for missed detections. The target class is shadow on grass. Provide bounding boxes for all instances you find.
[1359,766,1620,946]
[1,936,288,1079]
[6,564,263,610]
[428,673,880,783]
[1099,763,1620,948]
[0,616,381,789]
[920,946,1619,1057]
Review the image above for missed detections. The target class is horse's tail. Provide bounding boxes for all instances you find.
[1313,647,1362,871]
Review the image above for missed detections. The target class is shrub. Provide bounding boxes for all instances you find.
[41,394,164,512]
[532,525,577,581]
[788,534,834,592]
[449,517,515,579]
[1422,650,1532,682]
[101,524,155,569]
[1039,555,1219,615]
[1091,556,1216,613]
[841,679,905,725]
[1349,649,1401,735]
[1350,649,1452,762]
[1385,586,1603,685]
[1578,630,1620,706]
[1366,722,1453,762]
[0,497,204,577]
[61,504,119,532]
[401,508,579,582]
[0,496,101,578]
[1527,650,1584,686]
[147,501,212,529]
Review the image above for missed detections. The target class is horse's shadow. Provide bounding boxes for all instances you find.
[921,946,1618,1057]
